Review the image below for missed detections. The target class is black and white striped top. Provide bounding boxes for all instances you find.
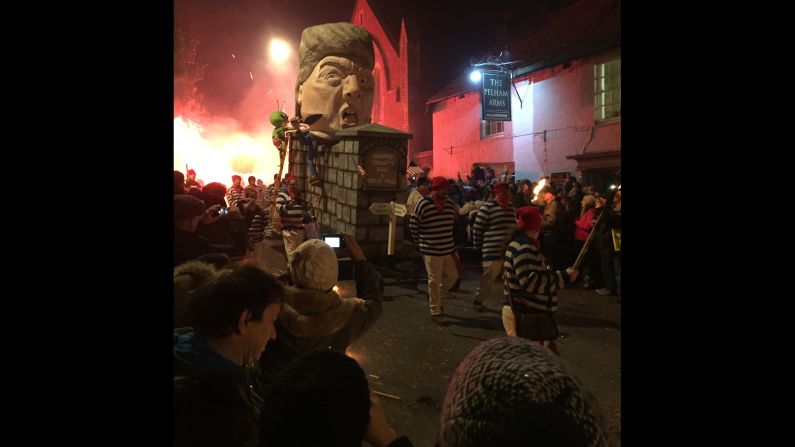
[276,192,308,230]
[409,196,458,256]
[473,200,516,261]
[503,233,564,313]
[255,186,269,209]
[226,186,245,208]
[248,212,266,243]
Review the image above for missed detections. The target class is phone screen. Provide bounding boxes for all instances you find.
[324,236,341,248]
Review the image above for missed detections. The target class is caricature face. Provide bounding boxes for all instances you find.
[297,56,374,136]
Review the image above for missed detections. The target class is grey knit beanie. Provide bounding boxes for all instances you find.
[290,239,339,291]
[438,337,609,447]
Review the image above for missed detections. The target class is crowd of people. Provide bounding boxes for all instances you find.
[173,163,618,446]
[405,164,621,303]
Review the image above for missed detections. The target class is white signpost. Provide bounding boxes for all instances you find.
[369,201,407,255]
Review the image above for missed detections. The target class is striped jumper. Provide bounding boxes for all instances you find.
[275,192,309,230]
[409,196,458,256]
[503,233,564,313]
[473,200,516,261]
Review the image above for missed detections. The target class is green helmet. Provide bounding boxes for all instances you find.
[269,111,289,127]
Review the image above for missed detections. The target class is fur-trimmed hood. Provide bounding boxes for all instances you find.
[277,286,365,339]
[174,261,218,327]
[175,260,217,283]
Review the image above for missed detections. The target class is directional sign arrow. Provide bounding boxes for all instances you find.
[369,202,392,215]
[392,203,407,217]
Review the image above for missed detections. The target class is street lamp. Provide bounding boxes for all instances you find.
[269,38,290,63]
[469,69,482,83]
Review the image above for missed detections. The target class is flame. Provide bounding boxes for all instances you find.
[345,347,363,363]
[332,285,340,294]
[173,116,284,186]
[532,178,547,201]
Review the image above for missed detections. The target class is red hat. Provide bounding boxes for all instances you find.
[491,181,510,192]
[431,176,449,191]
[187,169,196,176]
[516,206,541,232]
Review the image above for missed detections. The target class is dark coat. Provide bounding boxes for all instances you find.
[175,229,215,267]
[174,329,263,447]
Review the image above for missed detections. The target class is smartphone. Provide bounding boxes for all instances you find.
[323,234,346,248]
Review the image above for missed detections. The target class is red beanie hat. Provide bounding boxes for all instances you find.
[516,206,541,232]
[491,181,510,192]
[432,176,450,191]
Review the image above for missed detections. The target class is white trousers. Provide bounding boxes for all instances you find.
[475,260,503,305]
[282,228,306,266]
[501,305,517,336]
[422,254,459,314]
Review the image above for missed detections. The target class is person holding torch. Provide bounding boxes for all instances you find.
[502,206,578,355]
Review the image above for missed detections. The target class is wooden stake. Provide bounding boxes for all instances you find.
[372,390,401,401]
[388,201,396,255]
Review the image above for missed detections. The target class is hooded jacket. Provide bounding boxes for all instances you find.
[173,261,217,327]
[255,260,383,395]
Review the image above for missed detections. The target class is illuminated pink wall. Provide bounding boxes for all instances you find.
[431,55,621,182]
[431,91,514,179]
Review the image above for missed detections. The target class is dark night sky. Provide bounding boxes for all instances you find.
[175,0,577,118]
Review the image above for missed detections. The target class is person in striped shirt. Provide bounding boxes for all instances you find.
[503,206,578,355]
[226,175,245,209]
[276,176,312,264]
[263,174,283,239]
[246,193,269,270]
[404,176,429,244]
[472,181,516,312]
[255,178,269,209]
[410,176,459,317]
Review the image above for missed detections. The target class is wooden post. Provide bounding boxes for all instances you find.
[271,132,291,219]
[388,201,396,256]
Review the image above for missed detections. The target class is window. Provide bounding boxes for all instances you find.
[480,120,504,139]
[594,59,621,121]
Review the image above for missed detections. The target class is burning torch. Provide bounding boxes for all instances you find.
[532,178,548,203]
